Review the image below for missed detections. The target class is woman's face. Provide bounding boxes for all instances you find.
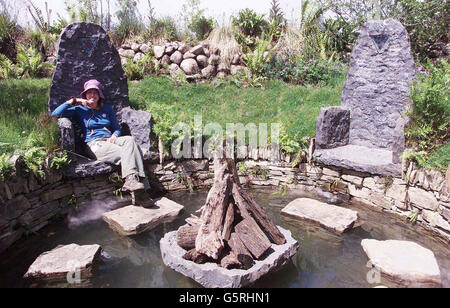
[85,89,100,109]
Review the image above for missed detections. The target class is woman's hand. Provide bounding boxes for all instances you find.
[107,134,118,144]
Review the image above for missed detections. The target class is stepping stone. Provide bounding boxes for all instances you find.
[281,198,358,234]
[160,226,299,288]
[102,197,184,236]
[361,239,441,287]
[24,244,102,282]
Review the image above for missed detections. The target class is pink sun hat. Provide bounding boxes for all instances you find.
[80,79,105,99]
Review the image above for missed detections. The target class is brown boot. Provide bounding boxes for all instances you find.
[122,173,145,192]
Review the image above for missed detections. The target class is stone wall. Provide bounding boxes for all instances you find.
[1,153,449,254]
[118,41,248,81]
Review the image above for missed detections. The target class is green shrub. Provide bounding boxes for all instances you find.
[406,60,449,152]
[232,8,269,52]
[50,151,70,170]
[264,58,347,86]
[0,54,19,79]
[0,153,14,181]
[268,0,286,41]
[16,44,54,78]
[188,15,215,41]
[243,36,274,78]
[23,147,47,179]
[147,16,180,41]
[0,12,21,61]
[123,53,155,81]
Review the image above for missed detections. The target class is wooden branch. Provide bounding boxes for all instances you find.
[227,232,254,270]
[235,217,271,260]
[177,224,200,250]
[195,172,231,260]
[221,202,235,241]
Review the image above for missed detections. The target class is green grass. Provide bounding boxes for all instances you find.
[426,142,450,171]
[0,78,56,154]
[129,76,344,150]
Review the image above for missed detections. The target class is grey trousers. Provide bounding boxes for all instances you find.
[87,136,146,179]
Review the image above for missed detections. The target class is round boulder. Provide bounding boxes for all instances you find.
[208,54,220,66]
[133,52,145,62]
[180,58,200,75]
[201,65,216,78]
[131,42,141,52]
[119,48,135,58]
[196,55,208,68]
[161,54,171,65]
[170,51,183,65]
[153,46,165,59]
[140,44,151,54]
[183,52,196,59]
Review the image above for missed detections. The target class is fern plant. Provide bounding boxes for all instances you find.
[0,54,19,79]
[16,44,53,78]
[0,153,14,181]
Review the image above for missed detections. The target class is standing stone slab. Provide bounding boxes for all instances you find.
[49,23,129,114]
[281,198,358,234]
[24,244,102,282]
[342,19,415,153]
[160,226,298,288]
[315,107,350,149]
[361,239,441,287]
[102,197,184,236]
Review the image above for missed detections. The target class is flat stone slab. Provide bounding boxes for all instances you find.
[281,198,358,234]
[102,197,184,236]
[160,226,299,288]
[361,239,441,287]
[24,244,102,282]
[314,145,401,177]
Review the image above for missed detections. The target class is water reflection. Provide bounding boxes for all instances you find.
[0,187,448,288]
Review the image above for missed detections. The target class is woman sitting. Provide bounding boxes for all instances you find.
[52,79,148,193]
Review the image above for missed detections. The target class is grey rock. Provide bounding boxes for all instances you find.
[170,51,183,65]
[161,54,170,65]
[407,187,439,211]
[165,45,176,55]
[201,65,216,78]
[217,62,229,72]
[118,107,153,160]
[341,19,415,157]
[180,59,200,75]
[281,198,358,234]
[183,52,196,59]
[186,74,202,82]
[361,239,441,287]
[230,65,247,76]
[204,48,210,58]
[422,210,450,233]
[46,56,56,64]
[133,52,145,62]
[160,226,299,288]
[24,243,102,282]
[102,197,184,236]
[49,23,129,113]
[196,55,208,68]
[139,43,151,54]
[169,63,182,76]
[178,44,189,54]
[315,145,402,177]
[217,71,228,78]
[189,44,204,56]
[121,43,131,49]
[208,54,220,66]
[1,195,31,220]
[131,42,141,52]
[316,107,350,149]
[178,160,209,172]
[118,48,135,58]
[153,45,165,59]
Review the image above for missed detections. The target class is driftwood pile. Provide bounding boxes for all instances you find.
[176,154,286,270]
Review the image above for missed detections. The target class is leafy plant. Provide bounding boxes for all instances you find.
[23,147,47,179]
[50,151,70,170]
[232,8,269,52]
[0,153,14,181]
[16,44,54,78]
[123,53,155,80]
[407,209,419,224]
[243,35,274,78]
[269,0,286,41]
[406,60,449,152]
[188,14,215,41]
[0,54,19,79]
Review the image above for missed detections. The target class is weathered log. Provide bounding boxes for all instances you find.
[220,251,241,269]
[235,217,271,259]
[195,169,232,260]
[232,183,286,245]
[227,232,254,269]
[182,249,210,264]
[186,214,202,226]
[221,202,235,241]
[177,224,200,250]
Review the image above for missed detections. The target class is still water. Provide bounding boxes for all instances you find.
[0,187,449,288]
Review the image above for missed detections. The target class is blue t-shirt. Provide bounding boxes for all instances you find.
[51,102,121,143]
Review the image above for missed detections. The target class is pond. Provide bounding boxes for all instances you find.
[0,187,449,288]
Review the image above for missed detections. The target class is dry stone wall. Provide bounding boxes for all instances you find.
[118,41,248,80]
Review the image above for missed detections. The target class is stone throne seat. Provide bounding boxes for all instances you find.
[314,19,416,177]
[48,23,153,179]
